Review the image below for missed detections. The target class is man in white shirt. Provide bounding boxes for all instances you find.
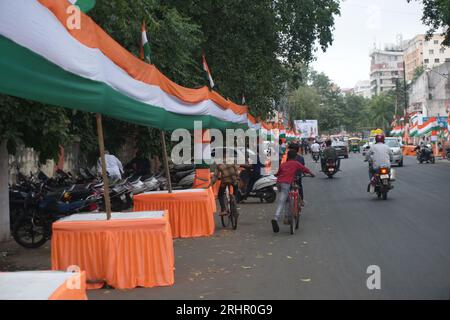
[98,151,124,181]
[311,141,321,153]
[366,135,393,178]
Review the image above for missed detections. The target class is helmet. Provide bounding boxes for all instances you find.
[375,134,385,143]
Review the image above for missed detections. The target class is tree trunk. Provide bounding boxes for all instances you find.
[0,139,10,241]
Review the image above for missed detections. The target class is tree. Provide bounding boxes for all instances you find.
[164,0,340,118]
[408,0,450,46]
[0,95,71,240]
[368,93,396,133]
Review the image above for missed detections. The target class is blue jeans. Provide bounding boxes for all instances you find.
[274,183,290,221]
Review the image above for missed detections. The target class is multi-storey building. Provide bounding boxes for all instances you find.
[353,80,372,99]
[370,49,405,96]
[407,62,450,117]
[404,34,450,82]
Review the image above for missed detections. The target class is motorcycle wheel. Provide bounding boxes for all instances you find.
[264,189,277,204]
[382,192,388,201]
[12,214,48,249]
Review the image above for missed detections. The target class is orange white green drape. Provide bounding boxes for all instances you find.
[0,0,249,131]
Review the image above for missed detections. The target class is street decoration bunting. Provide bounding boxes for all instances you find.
[68,0,95,13]
[0,0,249,131]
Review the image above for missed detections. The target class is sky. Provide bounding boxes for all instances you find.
[312,0,428,89]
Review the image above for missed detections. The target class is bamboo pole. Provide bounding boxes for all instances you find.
[96,113,112,220]
[160,130,173,193]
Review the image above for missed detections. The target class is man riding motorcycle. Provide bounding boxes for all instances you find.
[321,140,340,172]
[365,134,393,187]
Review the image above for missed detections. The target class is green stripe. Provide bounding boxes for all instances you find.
[143,42,151,64]
[75,0,96,13]
[0,36,245,131]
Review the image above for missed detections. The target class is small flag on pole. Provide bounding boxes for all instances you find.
[140,20,151,64]
[68,0,96,13]
[202,54,215,89]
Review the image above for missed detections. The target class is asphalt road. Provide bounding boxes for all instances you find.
[89,155,450,300]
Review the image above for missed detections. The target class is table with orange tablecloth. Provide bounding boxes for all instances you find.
[51,211,174,290]
[0,271,87,300]
[133,189,215,239]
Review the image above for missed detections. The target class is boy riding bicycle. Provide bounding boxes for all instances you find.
[209,162,240,216]
[272,150,315,233]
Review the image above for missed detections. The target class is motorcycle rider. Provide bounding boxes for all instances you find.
[366,134,393,186]
[311,140,321,160]
[272,150,315,233]
[321,140,339,172]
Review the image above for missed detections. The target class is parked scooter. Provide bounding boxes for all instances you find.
[240,175,277,203]
[446,147,450,161]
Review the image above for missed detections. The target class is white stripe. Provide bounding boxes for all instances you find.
[68,0,77,4]
[0,0,247,125]
[141,31,148,46]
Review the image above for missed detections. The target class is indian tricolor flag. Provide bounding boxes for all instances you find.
[68,0,95,13]
[418,118,440,136]
[140,20,151,64]
[0,0,249,131]
[448,112,450,131]
[410,125,418,137]
[202,54,215,89]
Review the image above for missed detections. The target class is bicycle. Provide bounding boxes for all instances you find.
[220,184,239,230]
[287,179,302,235]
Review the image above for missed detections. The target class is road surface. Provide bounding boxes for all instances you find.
[85,155,450,300]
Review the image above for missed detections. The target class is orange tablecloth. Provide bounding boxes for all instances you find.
[0,271,87,300]
[51,211,174,290]
[133,189,215,239]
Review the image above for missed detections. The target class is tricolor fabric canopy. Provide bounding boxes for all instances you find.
[0,0,251,131]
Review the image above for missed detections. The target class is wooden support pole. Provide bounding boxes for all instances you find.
[96,113,112,220]
[160,130,173,193]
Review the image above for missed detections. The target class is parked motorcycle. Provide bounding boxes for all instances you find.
[368,167,395,200]
[446,147,450,161]
[12,191,100,249]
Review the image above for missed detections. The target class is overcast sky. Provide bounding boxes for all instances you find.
[312,0,428,89]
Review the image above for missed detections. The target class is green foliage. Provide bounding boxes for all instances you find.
[413,65,426,81]
[368,93,396,133]
[164,0,340,118]
[0,95,70,163]
[408,0,450,46]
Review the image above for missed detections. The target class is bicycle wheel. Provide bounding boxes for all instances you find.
[288,196,296,235]
[221,188,231,228]
[229,195,238,230]
[296,196,301,230]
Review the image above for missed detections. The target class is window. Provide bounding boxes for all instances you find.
[435,58,440,63]
[440,48,445,54]
[434,40,439,45]
[424,59,429,63]
[429,49,434,55]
